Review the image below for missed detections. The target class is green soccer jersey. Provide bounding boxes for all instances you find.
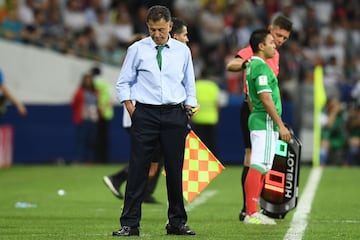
[245,56,282,131]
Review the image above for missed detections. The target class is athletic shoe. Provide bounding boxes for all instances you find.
[244,212,276,225]
[103,176,123,199]
[239,209,246,221]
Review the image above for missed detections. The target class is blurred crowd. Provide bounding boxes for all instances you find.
[1,0,360,166]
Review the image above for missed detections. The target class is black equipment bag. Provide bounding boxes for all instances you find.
[260,129,302,219]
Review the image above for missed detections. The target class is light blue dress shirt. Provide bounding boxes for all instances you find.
[116,36,197,107]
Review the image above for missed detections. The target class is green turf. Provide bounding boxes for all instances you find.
[0,165,359,239]
[303,167,360,240]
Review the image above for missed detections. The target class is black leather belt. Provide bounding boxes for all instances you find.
[136,102,182,109]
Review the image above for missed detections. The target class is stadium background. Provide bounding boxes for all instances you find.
[0,0,359,165]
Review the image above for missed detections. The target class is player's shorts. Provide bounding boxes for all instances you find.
[250,130,279,174]
[240,98,251,149]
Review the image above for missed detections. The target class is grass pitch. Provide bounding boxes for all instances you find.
[0,165,359,239]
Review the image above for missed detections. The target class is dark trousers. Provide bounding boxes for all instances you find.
[95,117,110,163]
[120,103,189,228]
[144,145,164,197]
[192,124,218,156]
[110,143,164,199]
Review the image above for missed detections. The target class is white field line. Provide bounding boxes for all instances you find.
[283,167,323,240]
[185,190,218,212]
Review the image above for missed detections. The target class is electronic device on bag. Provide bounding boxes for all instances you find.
[260,127,302,219]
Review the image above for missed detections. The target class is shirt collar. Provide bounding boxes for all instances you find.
[149,35,173,49]
[251,56,265,63]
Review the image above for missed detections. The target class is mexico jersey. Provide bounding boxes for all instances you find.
[246,56,282,131]
[237,45,279,94]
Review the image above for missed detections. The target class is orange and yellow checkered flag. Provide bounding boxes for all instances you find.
[183,130,225,203]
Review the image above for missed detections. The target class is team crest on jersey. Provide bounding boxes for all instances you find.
[259,75,268,86]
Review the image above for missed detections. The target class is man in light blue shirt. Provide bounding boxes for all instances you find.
[103,18,191,204]
[116,24,197,106]
[113,5,197,237]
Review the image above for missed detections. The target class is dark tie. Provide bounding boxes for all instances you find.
[156,45,165,70]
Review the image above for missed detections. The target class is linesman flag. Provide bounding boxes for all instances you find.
[182,130,225,203]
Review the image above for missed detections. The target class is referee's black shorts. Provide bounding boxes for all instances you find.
[240,98,251,149]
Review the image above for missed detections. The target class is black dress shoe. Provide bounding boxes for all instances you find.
[112,226,139,236]
[166,224,196,235]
